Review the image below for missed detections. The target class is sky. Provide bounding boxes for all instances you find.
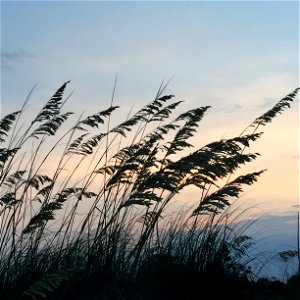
[1,0,299,273]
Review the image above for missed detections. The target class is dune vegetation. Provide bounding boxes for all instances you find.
[0,82,299,299]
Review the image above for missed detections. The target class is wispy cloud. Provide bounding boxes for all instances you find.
[1,64,13,70]
[1,48,35,70]
[256,98,276,110]
[291,205,300,209]
[1,48,34,60]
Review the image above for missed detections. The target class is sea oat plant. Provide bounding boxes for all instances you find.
[0,81,298,299]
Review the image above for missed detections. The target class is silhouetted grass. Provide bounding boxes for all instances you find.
[0,82,299,299]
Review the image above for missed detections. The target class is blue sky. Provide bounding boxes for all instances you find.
[1,1,298,113]
[1,1,299,269]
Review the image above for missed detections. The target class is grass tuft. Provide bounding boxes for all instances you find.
[0,82,299,299]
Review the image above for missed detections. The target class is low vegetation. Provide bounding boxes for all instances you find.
[0,81,299,299]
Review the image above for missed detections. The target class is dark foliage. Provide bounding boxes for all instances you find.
[0,82,298,299]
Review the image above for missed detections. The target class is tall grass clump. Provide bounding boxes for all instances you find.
[0,81,298,299]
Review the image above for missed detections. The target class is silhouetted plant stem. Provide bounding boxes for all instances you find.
[297,211,300,275]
